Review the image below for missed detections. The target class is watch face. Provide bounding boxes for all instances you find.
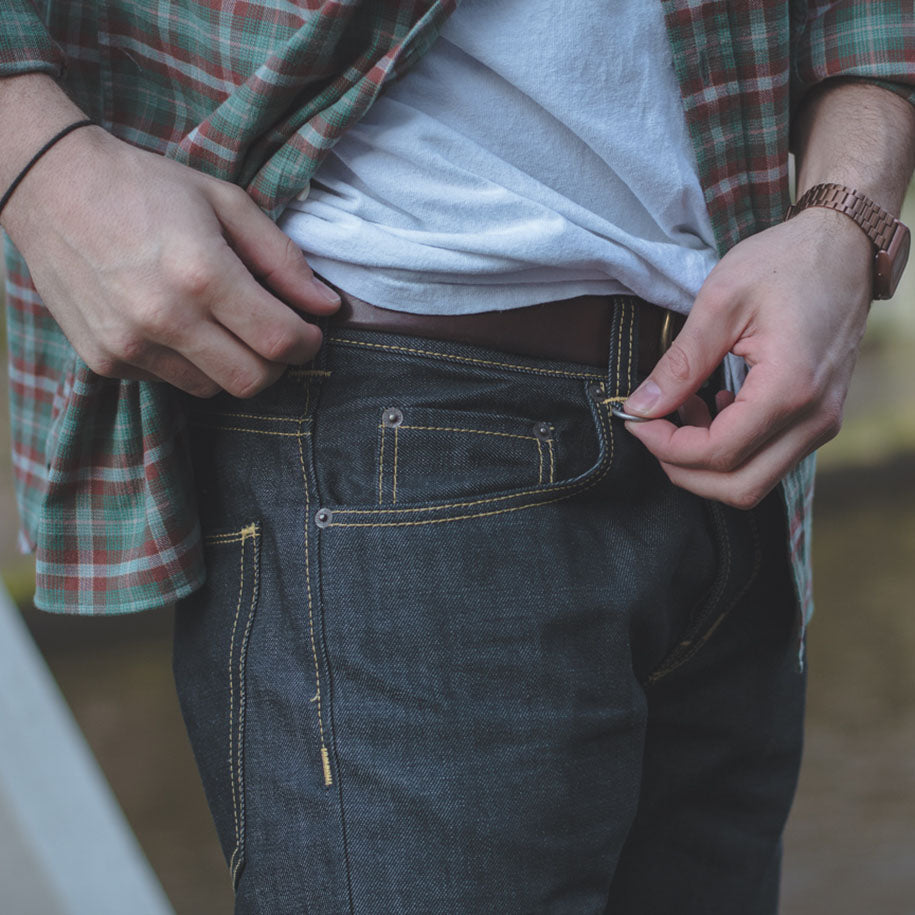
[875,223,911,300]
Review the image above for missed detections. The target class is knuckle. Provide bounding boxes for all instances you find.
[226,368,269,399]
[260,328,302,363]
[728,487,766,511]
[708,449,741,474]
[164,252,219,300]
[280,234,310,275]
[188,379,222,399]
[87,353,121,378]
[818,400,844,441]
[98,327,149,366]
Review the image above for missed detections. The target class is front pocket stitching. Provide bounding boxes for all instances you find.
[398,424,539,442]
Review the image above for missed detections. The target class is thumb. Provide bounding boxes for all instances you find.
[623,305,735,418]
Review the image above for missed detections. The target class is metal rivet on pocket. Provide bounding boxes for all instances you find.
[315,508,333,528]
[587,381,604,399]
[382,407,404,428]
[533,421,553,441]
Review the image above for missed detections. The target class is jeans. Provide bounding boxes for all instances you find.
[173,297,805,914]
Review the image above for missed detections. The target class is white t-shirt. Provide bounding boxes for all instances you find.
[279,0,719,316]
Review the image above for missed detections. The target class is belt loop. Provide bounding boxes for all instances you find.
[605,296,638,397]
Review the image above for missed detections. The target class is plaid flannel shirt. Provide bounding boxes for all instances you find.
[3,0,914,616]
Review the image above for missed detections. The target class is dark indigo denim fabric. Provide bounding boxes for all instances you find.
[173,297,805,914]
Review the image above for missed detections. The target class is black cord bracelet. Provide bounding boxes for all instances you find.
[0,118,96,220]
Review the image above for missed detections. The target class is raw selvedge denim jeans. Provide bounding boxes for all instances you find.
[173,297,805,914]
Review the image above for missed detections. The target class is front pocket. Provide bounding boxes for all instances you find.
[375,406,556,506]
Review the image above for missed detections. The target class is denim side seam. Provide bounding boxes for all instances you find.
[202,521,261,890]
[646,506,763,685]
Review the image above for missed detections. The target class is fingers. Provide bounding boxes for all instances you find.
[209,182,341,316]
[206,249,325,365]
[650,410,837,509]
[623,294,739,419]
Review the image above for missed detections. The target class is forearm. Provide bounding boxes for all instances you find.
[0,73,92,233]
[793,80,915,214]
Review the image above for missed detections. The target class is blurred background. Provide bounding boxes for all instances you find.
[2,187,914,914]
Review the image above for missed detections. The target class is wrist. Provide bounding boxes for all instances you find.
[785,183,910,300]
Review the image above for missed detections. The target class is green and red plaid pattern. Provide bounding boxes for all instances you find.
[3,0,913,615]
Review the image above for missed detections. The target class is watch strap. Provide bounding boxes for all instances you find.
[785,183,897,251]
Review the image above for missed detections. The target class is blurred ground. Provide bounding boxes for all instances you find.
[3,201,915,912]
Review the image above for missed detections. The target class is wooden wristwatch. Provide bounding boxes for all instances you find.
[785,183,911,300]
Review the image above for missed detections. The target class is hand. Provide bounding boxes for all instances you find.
[621,208,873,509]
[2,125,339,398]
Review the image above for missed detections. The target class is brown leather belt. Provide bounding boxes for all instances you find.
[327,288,683,372]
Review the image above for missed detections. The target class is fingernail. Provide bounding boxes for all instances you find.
[624,380,661,415]
[312,278,341,305]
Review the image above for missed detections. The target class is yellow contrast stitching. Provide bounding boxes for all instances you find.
[615,300,626,396]
[378,425,385,505]
[226,525,260,880]
[230,525,260,886]
[326,400,614,528]
[399,424,538,442]
[297,419,333,787]
[331,335,603,380]
[189,423,311,438]
[194,412,309,423]
[204,522,258,545]
[627,301,635,386]
[600,396,628,405]
[536,439,544,485]
[546,438,555,484]
[287,368,332,378]
[392,427,399,504]
[227,534,244,857]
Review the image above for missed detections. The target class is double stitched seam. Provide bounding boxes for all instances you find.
[331,334,604,380]
[297,417,333,787]
[221,522,260,887]
[536,439,544,485]
[647,510,763,685]
[189,414,313,437]
[546,438,555,484]
[392,427,399,504]
[287,368,332,379]
[377,424,386,505]
[398,424,539,442]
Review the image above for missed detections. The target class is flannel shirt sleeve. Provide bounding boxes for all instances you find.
[793,1,915,110]
[0,1,65,77]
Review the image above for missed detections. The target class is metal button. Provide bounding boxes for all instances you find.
[315,508,333,528]
[533,421,552,441]
[382,407,403,428]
